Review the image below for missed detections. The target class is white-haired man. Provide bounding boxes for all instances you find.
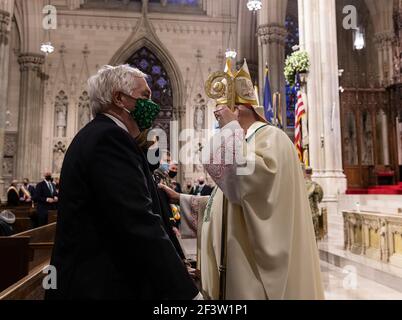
[47,65,199,300]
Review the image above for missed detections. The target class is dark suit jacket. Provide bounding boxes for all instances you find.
[33,181,58,214]
[174,182,183,194]
[7,189,19,207]
[46,114,198,300]
[156,186,186,260]
[19,185,36,199]
[193,184,213,196]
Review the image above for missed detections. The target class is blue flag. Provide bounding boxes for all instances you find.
[263,68,274,123]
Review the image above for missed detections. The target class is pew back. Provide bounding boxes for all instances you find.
[0,223,56,296]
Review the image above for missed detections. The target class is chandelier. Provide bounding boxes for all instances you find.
[353,27,365,51]
[225,49,237,59]
[40,0,55,55]
[41,41,55,55]
[247,0,262,12]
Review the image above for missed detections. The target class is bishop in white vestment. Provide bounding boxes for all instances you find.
[178,60,324,300]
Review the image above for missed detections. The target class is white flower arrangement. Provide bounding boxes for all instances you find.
[284,50,310,87]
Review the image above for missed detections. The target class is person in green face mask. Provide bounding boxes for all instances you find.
[47,65,200,300]
[104,70,160,146]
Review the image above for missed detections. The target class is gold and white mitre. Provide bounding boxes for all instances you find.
[205,58,267,123]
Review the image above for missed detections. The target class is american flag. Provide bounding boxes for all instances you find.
[295,91,306,162]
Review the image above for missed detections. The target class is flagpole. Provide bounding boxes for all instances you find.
[254,85,260,106]
[273,93,277,127]
[278,93,282,128]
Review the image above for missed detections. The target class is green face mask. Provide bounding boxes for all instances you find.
[125,99,161,131]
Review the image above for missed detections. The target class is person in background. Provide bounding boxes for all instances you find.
[19,178,35,204]
[33,172,58,227]
[0,210,15,236]
[168,163,182,193]
[47,64,199,300]
[185,181,194,194]
[192,176,213,196]
[304,167,324,240]
[53,177,60,194]
[7,180,20,207]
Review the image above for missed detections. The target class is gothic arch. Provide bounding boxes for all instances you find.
[109,36,185,121]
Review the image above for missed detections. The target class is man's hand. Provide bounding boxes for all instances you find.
[158,183,180,204]
[214,105,237,128]
[172,226,181,238]
[53,196,59,202]
[46,198,54,203]
[187,266,201,280]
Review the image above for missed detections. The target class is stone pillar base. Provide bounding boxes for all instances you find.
[314,170,347,246]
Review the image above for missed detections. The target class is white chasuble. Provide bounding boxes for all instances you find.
[180,121,324,300]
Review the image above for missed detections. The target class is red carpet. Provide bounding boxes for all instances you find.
[346,183,402,195]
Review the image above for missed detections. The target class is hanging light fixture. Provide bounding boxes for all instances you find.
[41,41,55,54]
[225,48,237,59]
[225,0,237,59]
[247,0,262,12]
[41,0,55,55]
[353,27,365,51]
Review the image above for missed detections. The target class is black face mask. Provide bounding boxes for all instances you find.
[199,181,205,186]
[168,171,177,179]
[149,161,160,173]
[45,176,52,181]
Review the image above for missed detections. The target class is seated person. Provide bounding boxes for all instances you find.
[7,180,20,207]
[19,178,35,203]
[0,210,15,236]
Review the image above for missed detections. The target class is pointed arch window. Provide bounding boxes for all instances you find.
[126,47,173,148]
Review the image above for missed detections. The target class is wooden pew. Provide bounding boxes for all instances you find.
[1,206,35,233]
[0,223,56,297]
[48,210,58,224]
[0,237,30,292]
[0,260,50,300]
[1,207,57,234]
[13,217,33,234]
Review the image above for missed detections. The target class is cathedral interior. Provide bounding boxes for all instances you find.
[0,0,401,300]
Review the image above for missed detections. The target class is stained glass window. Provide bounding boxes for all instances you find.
[285,15,299,58]
[285,14,300,129]
[286,85,297,128]
[126,47,173,147]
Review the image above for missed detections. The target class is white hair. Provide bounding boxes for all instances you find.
[87,64,147,116]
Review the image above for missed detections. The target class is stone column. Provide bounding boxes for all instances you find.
[67,0,81,10]
[16,53,45,182]
[237,0,258,83]
[365,0,396,85]
[257,0,288,133]
[374,32,395,87]
[298,0,347,244]
[0,4,13,197]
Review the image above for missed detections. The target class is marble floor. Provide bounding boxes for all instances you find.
[321,260,402,300]
[182,238,402,300]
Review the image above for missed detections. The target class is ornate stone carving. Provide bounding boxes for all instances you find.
[58,15,226,35]
[54,90,69,137]
[393,0,402,84]
[0,9,10,44]
[343,210,402,267]
[373,31,396,48]
[53,141,67,174]
[2,158,14,176]
[257,23,288,46]
[78,91,91,130]
[3,133,17,158]
[18,53,45,72]
[2,133,17,179]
